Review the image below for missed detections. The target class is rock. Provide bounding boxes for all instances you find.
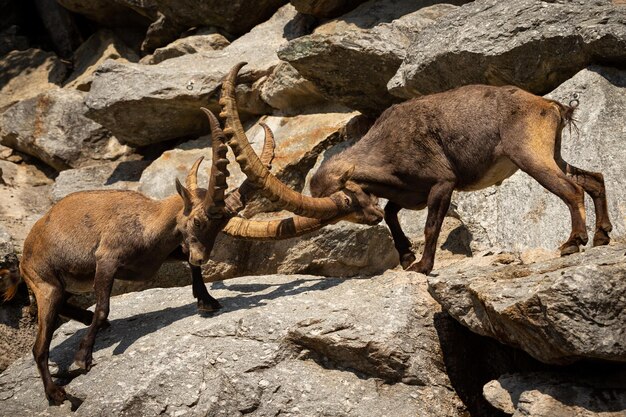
[453,66,626,253]
[388,0,626,98]
[483,371,626,416]
[0,25,28,57]
[259,61,329,112]
[33,0,82,58]
[86,5,314,146]
[64,30,140,91]
[140,29,229,65]
[153,0,287,36]
[0,87,134,171]
[0,48,66,111]
[428,244,626,365]
[51,160,149,202]
[140,11,182,53]
[56,0,153,27]
[139,109,362,199]
[279,0,463,115]
[290,0,368,17]
[0,271,466,415]
[0,159,53,251]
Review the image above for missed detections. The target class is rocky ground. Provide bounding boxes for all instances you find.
[1,0,626,416]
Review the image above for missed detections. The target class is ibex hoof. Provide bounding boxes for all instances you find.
[400,253,417,270]
[406,260,433,275]
[46,384,67,406]
[559,243,580,256]
[198,299,222,313]
[73,351,93,371]
[593,229,611,247]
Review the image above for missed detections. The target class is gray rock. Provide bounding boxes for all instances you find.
[56,0,154,27]
[86,5,314,146]
[0,87,134,171]
[141,29,230,65]
[428,244,626,365]
[259,61,329,112]
[280,0,463,115]
[0,271,465,416]
[484,372,626,416]
[33,0,82,58]
[453,66,626,253]
[0,48,66,111]
[51,160,149,202]
[64,30,140,91]
[389,0,626,98]
[140,11,183,53]
[153,0,287,36]
[290,0,368,17]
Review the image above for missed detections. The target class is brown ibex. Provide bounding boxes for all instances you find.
[221,63,612,275]
[11,107,382,405]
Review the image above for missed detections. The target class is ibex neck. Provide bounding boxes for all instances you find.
[149,194,185,243]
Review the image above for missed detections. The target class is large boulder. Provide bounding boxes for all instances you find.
[388,0,626,98]
[289,0,368,17]
[279,0,464,115]
[0,87,134,171]
[85,5,314,146]
[140,29,230,65]
[0,48,66,111]
[0,271,466,416]
[64,30,140,91]
[428,244,626,365]
[152,0,287,36]
[453,66,626,253]
[56,0,154,27]
[483,371,626,417]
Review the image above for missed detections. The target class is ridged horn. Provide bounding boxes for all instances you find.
[201,107,230,217]
[222,215,343,240]
[185,156,203,196]
[219,62,349,220]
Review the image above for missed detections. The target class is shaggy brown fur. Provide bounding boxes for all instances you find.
[311,85,612,274]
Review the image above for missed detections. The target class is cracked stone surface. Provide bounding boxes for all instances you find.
[428,244,626,365]
[0,271,465,416]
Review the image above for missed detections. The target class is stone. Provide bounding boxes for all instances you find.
[139,109,362,199]
[453,66,626,253]
[259,61,329,112]
[140,29,229,65]
[56,0,153,27]
[50,160,149,202]
[85,5,314,146]
[153,0,287,36]
[483,371,626,417]
[290,0,368,18]
[0,25,28,57]
[33,0,82,58]
[388,0,626,99]
[0,271,465,415]
[428,244,626,365]
[0,48,66,111]
[279,0,464,115]
[140,11,182,53]
[0,87,134,171]
[64,30,140,91]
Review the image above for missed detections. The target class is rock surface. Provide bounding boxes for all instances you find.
[85,5,314,145]
[453,66,626,253]
[259,62,329,112]
[0,271,466,416]
[64,30,139,91]
[0,88,133,171]
[290,0,368,17]
[428,244,626,365]
[0,49,66,111]
[280,0,462,115]
[389,0,626,98]
[140,29,230,65]
[56,0,153,27]
[483,371,626,417]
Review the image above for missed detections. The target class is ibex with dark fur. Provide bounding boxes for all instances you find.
[222,63,612,275]
[12,104,382,405]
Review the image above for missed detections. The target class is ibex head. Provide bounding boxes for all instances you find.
[176,109,230,266]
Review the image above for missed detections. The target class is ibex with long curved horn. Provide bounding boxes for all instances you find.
[221,63,612,275]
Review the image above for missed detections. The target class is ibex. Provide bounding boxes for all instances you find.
[221,63,612,275]
[11,107,383,405]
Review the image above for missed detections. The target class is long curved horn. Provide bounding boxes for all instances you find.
[185,156,203,195]
[222,214,344,240]
[201,107,230,217]
[258,122,275,170]
[219,62,350,220]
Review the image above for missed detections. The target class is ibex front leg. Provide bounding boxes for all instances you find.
[408,181,455,275]
[191,265,221,312]
[74,258,116,370]
[384,202,416,269]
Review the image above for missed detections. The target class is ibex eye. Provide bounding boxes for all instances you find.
[193,218,201,227]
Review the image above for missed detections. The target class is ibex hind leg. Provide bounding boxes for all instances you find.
[556,158,612,247]
[28,276,68,405]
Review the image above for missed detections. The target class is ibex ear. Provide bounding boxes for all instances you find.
[338,165,355,185]
[175,178,193,215]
